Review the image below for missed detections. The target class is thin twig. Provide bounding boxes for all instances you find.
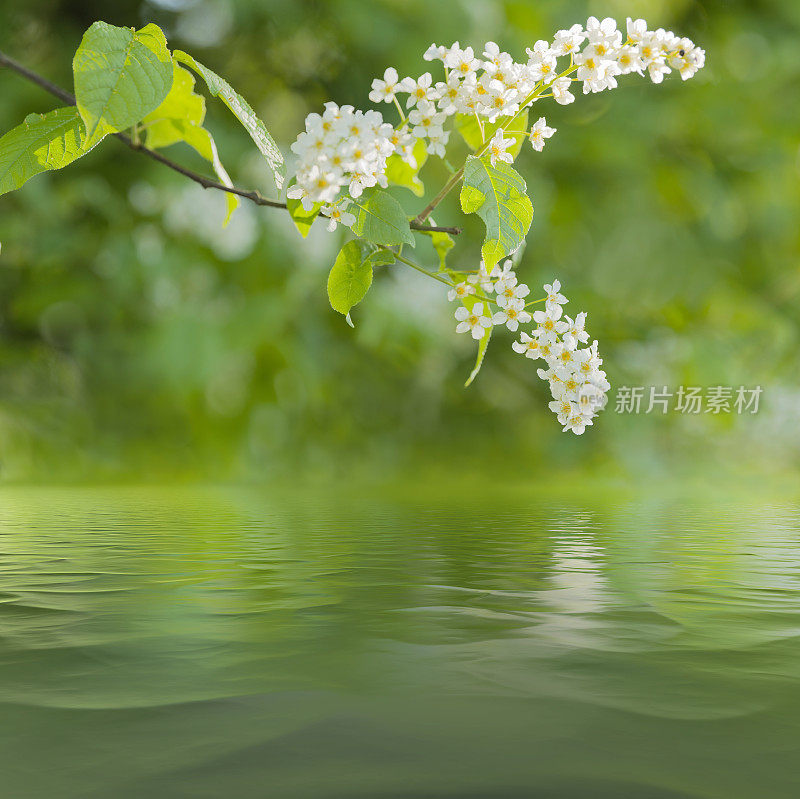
[0,49,461,235]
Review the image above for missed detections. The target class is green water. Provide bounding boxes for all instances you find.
[1,485,799,798]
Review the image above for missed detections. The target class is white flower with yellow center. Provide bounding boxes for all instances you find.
[525,40,558,84]
[434,73,463,116]
[549,397,578,424]
[427,129,450,158]
[399,73,434,108]
[533,308,566,340]
[467,260,500,293]
[445,46,482,78]
[492,300,532,332]
[409,100,446,140]
[369,68,400,104]
[487,129,516,167]
[563,312,589,348]
[544,279,568,312]
[551,77,575,105]
[529,117,556,152]
[552,24,586,55]
[323,202,356,232]
[563,412,592,435]
[447,281,476,303]
[495,278,530,308]
[615,45,645,76]
[455,302,493,339]
[585,16,622,49]
[512,331,543,359]
[626,18,648,44]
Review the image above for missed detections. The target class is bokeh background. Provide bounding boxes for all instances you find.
[0,0,798,483]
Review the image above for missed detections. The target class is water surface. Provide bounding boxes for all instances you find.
[1,485,799,798]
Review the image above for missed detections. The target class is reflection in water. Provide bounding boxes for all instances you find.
[1,486,799,798]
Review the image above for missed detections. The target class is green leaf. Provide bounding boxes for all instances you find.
[136,62,237,225]
[459,155,533,269]
[327,240,375,317]
[421,216,454,272]
[73,22,173,147]
[173,50,285,190]
[366,248,396,268]
[286,178,321,238]
[430,230,455,271]
[459,294,492,387]
[142,62,206,149]
[460,185,484,214]
[465,324,492,386]
[384,139,427,197]
[350,189,414,247]
[0,107,97,196]
[174,121,239,226]
[455,110,529,160]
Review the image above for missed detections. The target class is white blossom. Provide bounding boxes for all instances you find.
[447,281,476,302]
[551,76,575,105]
[427,128,450,158]
[495,275,530,307]
[290,104,396,206]
[399,72,435,108]
[369,67,400,104]
[529,116,556,151]
[322,201,356,231]
[526,40,558,83]
[544,279,568,311]
[552,24,586,56]
[445,45,482,78]
[492,299,531,332]
[512,331,543,359]
[467,260,500,293]
[487,129,516,166]
[512,279,609,434]
[626,17,648,44]
[455,302,493,339]
[424,43,448,62]
[408,99,446,140]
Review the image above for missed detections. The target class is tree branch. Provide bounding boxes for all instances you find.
[0,49,461,236]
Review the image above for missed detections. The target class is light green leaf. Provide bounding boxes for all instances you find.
[460,294,492,387]
[465,324,492,386]
[175,121,239,225]
[460,155,533,269]
[327,240,375,317]
[385,139,427,196]
[430,231,455,271]
[173,50,285,190]
[286,178,321,238]
[0,107,97,196]
[143,62,206,149]
[350,189,414,247]
[455,110,529,160]
[422,216,454,272]
[460,185,485,214]
[73,22,173,147]
[366,248,396,268]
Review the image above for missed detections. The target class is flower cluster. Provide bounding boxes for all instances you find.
[449,261,609,434]
[511,280,610,435]
[288,17,704,210]
[288,103,396,207]
[449,259,533,337]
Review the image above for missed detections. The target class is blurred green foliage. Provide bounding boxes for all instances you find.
[0,0,798,482]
